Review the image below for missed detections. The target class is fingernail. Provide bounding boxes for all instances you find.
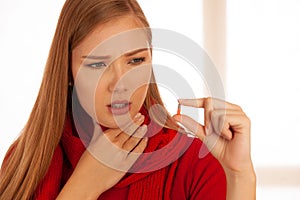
[138,115,144,122]
[141,124,147,131]
[177,103,181,115]
[134,112,141,119]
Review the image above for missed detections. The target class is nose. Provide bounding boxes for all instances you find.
[108,60,128,93]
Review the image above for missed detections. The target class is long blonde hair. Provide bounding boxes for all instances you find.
[0,0,179,199]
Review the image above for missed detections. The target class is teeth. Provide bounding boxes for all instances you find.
[111,103,128,109]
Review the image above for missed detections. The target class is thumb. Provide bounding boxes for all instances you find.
[173,114,206,141]
[173,114,222,159]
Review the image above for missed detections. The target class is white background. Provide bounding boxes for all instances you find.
[226,0,300,198]
[1,0,300,199]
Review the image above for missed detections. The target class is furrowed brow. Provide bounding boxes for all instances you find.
[124,48,149,57]
[82,48,149,60]
[81,55,111,60]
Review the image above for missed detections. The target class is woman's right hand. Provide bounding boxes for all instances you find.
[57,113,148,200]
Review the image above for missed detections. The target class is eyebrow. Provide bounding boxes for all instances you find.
[81,55,111,60]
[81,48,149,60]
[123,48,149,57]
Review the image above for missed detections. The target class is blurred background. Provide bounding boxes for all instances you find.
[0,0,299,199]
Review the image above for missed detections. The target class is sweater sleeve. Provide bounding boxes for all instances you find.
[186,139,227,200]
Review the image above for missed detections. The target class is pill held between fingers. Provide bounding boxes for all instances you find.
[177,103,181,115]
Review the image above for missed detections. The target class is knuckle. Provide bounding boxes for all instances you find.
[123,138,137,149]
[205,97,213,105]
[135,126,147,138]
[125,137,145,152]
[112,136,124,147]
[114,140,123,148]
[124,127,132,135]
[116,150,127,161]
[127,124,139,134]
[110,136,119,144]
[231,103,242,111]
[244,115,251,126]
[236,104,242,111]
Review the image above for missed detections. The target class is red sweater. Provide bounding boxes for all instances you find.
[99,139,226,199]
[34,136,226,200]
[33,106,226,199]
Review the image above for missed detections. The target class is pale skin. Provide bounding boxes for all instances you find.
[57,16,256,200]
[174,98,256,200]
[57,16,152,199]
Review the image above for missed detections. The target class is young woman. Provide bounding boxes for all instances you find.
[0,0,256,199]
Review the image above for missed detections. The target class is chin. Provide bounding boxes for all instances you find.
[97,114,132,129]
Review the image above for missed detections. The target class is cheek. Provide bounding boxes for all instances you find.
[131,85,148,105]
[94,83,107,110]
[73,67,105,121]
[129,84,149,117]
[93,78,116,127]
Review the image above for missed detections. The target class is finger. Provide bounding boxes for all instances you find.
[89,126,147,172]
[116,114,145,144]
[173,114,206,141]
[132,124,148,139]
[212,109,248,140]
[211,109,237,140]
[172,114,224,159]
[122,125,148,152]
[177,98,220,135]
[90,122,120,144]
[101,112,144,144]
[211,109,229,139]
[125,137,148,168]
[218,111,250,139]
[129,137,148,154]
[178,97,240,110]
[224,113,251,137]
[179,98,242,136]
[125,132,148,167]
[178,97,226,109]
[122,113,145,135]
[178,98,205,108]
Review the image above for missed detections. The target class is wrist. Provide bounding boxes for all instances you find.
[222,159,256,180]
[224,166,256,200]
[225,167,256,183]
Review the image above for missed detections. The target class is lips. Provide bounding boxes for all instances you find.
[107,100,131,115]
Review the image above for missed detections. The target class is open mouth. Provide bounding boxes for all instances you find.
[107,101,131,115]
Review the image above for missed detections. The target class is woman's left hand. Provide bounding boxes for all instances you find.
[173,97,254,176]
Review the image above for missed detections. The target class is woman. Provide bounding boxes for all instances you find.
[0,0,256,199]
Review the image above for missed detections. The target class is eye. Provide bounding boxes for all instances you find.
[85,62,107,69]
[128,57,145,65]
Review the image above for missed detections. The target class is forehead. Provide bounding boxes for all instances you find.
[74,15,149,57]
